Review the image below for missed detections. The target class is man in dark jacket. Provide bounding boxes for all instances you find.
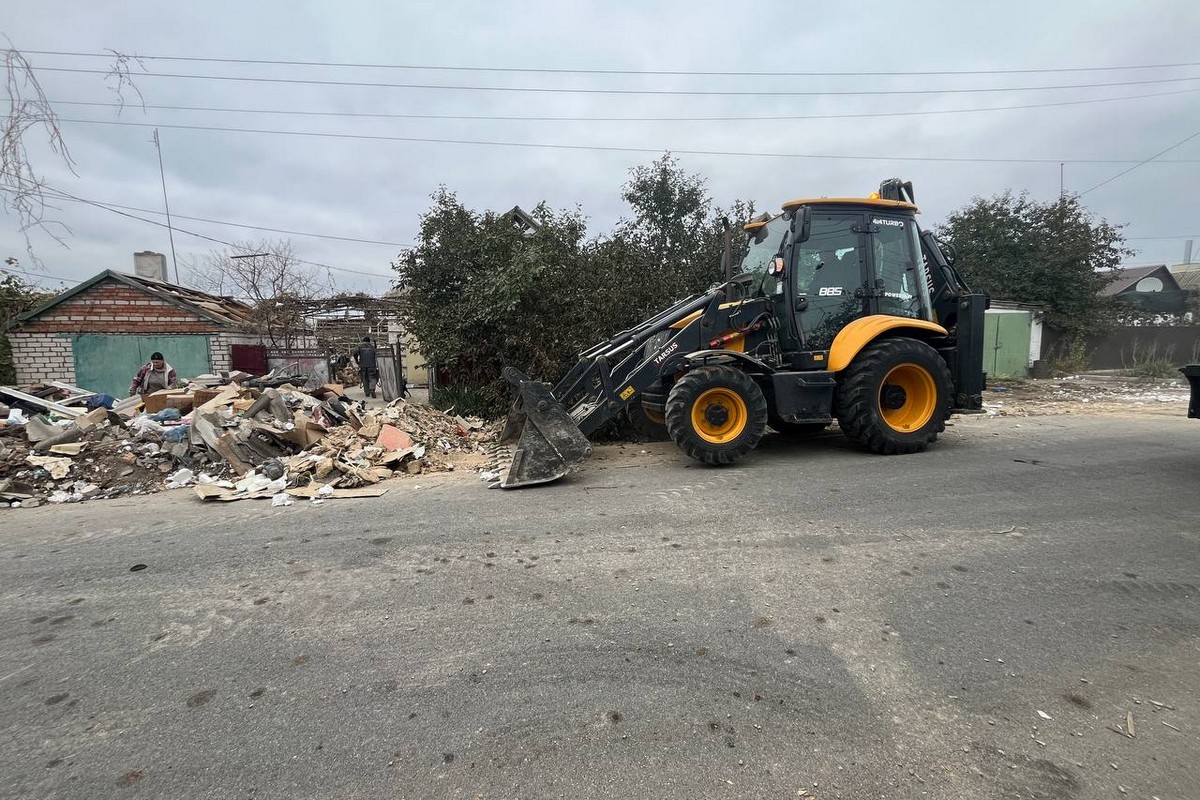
[354,337,379,398]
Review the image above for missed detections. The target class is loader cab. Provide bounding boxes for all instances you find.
[781,198,933,355]
[738,215,790,298]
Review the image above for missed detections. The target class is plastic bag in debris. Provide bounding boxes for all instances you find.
[149,408,183,422]
[48,490,83,504]
[129,415,165,436]
[271,494,294,507]
[233,471,288,495]
[5,408,28,426]
[85,393,117,410]
[162,425,190,443]
[165,468,195,488]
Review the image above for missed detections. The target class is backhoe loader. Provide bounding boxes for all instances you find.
[494,179,987,488]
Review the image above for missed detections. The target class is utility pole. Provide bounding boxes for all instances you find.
[152,129,180,284]
[1059,162,1065,199]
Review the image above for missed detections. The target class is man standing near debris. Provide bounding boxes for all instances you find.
[355,337,379,398]
[129,352,176,396]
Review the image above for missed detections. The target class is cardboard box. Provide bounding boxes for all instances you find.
[142,389,177,414]
[193,388,225,408]
[166,394,195,414]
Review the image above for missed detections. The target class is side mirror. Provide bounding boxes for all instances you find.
[797,206,812,244]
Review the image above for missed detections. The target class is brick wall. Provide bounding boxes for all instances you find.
[15,278,227,335]
[8,333,76,386]
[7,276,267,386]
[210,332,267,373]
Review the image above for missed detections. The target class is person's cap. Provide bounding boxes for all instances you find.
[361,336,372,342]
[150,352,164,361]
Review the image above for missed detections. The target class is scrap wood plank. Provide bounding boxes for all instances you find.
[193,484,277,502]
[0,387,85,417]
[213,432,253,476]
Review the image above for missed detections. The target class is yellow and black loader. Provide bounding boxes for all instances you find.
[495,179,988,488]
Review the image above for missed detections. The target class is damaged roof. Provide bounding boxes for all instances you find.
[1099,265,1182,296]
[13,270,255,328]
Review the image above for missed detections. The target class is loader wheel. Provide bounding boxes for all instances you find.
[628,399,669,441]
[835,337,952,455]
[665,366,767,465]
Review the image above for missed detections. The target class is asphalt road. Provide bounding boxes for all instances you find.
[2,412,1199,800]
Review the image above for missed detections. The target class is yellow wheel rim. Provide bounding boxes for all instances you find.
[878,363,937,432]
[644,406,666,425]
[691,388,748,444]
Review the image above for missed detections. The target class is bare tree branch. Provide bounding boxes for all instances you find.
[185,238,334,349]
[102,49,147,112]
[2,42,77,264]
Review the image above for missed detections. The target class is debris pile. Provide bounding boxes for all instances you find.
[0,377,494,508]
[984,375,1190,417]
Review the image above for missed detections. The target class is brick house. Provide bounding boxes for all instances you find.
[5,269,266,396]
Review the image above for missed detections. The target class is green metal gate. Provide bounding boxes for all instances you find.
[73,334,212,397]
[982,312,1032,378]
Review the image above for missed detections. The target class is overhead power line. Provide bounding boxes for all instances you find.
[55,117,1200,165]
[34,189,406,247]
[1079,129,1200,196]
[0,264,76,284]
[20,49,1200,77]
[34,66,1200,97]
[1125,233,1200,240]
[1,182,396,279]
[45,87,1200,124]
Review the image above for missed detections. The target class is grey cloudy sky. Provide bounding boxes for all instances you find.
[4,0,1199,296]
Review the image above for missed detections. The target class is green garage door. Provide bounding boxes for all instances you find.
[73,334,212,397]
[982,312,1032,378]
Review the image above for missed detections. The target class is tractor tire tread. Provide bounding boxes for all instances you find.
[665,365,768,465]
[835,337,952,455]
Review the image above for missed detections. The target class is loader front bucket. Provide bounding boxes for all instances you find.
[491,368,594,489]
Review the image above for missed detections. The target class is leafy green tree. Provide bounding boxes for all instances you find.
[937,192,1132,336]
[394,157,754,416]
[394,190,594,412]
[1,268,57,383]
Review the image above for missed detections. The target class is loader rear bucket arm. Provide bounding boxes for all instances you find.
[493,368,594,489]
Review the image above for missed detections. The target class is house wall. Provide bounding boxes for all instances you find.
[210,332,269,373]
[7,276,265,387]
[7,333,76,385]
[15,279,229,336]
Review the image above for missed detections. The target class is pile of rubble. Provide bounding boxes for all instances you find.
[984,375,1191,417]
[0,376,495,508]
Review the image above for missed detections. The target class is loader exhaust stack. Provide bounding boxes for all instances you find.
[489,368,594,488]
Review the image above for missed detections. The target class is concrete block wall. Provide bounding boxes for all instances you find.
[7,333,76,386]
